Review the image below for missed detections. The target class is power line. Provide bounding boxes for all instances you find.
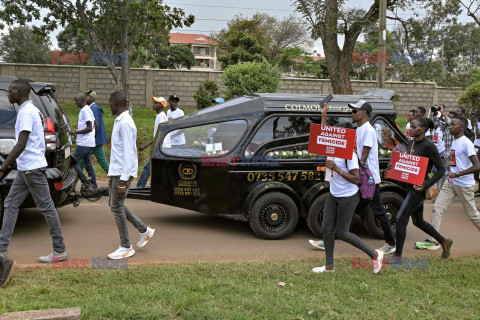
[165,2,292,12]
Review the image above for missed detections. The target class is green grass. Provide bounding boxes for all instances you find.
[63,103,197,180]
[396,116,408,132]
[1,256,479,319]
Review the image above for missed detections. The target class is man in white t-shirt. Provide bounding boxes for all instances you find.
[422,116,480,250]
[72,93,97,193]
[167,94,185,148]
[0,80,68,287]
[415,107,432,138]
[473,110,480,196]
[137,96,171,188]
[405,109,416,140]
[350,100,396,255]
[456,107,473,130]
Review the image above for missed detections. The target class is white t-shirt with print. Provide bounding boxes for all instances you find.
[15,101,48,171]
[76,105,96,147]
[330,156,360,198]
[356,122,381,184]
[154,111,171,148]
[167,108,185,145]
[474,122,480,147]
[433,126,445,155]
[449,135,477,187]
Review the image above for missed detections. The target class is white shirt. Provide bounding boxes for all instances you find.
[108,111,138,181]
[449,135,477,187]
[167,108,186,145]
[330,156,360,198]
[15,100,48,171]
[468,119,473,130]
[76,105,96,147]
[154,112,171,148]
[433,126,445,155]
[356,122,381,184]
[474,122,480,147]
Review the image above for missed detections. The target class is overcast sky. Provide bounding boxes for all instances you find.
[36,0,478,54]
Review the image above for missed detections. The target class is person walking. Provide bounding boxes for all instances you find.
[416,116,480,250]
[389,118,453,262]
[167,95,185,149]
[78,90,109,178]
[312,103,384,274]
[137,96,171,188]
[349,100,396,255]
[473,110,480,196]
[0,80,68,287]
[72,92,97,193]
[107,91,155,259]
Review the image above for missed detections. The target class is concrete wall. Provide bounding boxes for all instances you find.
[0,63,464,116]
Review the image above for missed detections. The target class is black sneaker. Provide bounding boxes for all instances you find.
[80,182,97,196]
[0,257,14,288]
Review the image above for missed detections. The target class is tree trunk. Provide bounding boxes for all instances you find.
[120,0,133,114]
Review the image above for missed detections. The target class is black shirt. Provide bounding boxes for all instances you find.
[407,137,445,189]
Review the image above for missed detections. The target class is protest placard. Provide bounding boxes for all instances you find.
[308,124,356,160]
[386,151,429,185]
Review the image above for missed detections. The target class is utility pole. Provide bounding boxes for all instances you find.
[378,0,387,88]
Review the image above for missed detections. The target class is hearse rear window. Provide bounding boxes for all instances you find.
[161,120,248,158]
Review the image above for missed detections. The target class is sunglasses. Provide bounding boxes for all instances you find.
[351,109,359,114]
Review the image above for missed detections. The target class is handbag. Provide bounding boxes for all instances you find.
[409,141,439,200]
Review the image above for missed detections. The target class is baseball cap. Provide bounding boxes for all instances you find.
[83,89,97,100]
[212,97,224,103]
[152,96,167,107]
[348,100,372,115]
[169,94,180,102]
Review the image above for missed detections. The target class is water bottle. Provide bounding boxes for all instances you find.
[367,177,374,186]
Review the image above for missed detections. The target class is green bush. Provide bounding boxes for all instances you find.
[221,61,281,100]
[458,81,480,114]
[193,81,220,110]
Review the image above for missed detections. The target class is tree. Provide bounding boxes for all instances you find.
[57,23,94,54]
[217,32,266,69]
[0,0,194,109]
[294,0,412,94]
[221,61,281,100]
[193,81,219,109]
[458,81,480,114]
[277,47,328,78]
[0,26,51,63]
[166,45,195,69]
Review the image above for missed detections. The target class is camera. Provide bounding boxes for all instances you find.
[431,105,441,112]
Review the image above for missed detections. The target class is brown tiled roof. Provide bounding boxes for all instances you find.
[169,33,217,45]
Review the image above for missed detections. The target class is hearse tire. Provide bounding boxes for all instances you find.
[306,193,329,238]
[249,192,299,240]
[364,192,403,239]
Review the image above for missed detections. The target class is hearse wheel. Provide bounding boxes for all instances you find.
[307,193,355,238]
[363,192,403,239]
[249,192,299,239]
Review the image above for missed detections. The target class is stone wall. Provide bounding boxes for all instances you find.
[0,63,464,116]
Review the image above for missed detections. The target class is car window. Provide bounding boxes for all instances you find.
[246,116,312,155]
[264,144,324,161]
[372,118,407,158]
[39,94,66,127]
[161,119,248,158]
[0,90,16,128]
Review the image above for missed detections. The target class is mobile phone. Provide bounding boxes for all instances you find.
[320,94,333,108]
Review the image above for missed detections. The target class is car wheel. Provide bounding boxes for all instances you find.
[306,193,328,238]
[249,192,299,240]
[363,192,403,239]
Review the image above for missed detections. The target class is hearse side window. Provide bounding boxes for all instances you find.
[264,144,325,160]
[161,120,248,158]
[246,116,312,155]
[0,90,16,128]
[372,118,407,158]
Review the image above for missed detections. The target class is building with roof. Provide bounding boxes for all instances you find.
[169,33,219,71]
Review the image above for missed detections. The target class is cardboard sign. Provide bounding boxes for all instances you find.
[386,151,429,185]
[308,124,356,160]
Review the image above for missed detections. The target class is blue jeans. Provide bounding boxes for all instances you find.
[73,146,96,186]
[136,159,150,188]
[369,184,396,246]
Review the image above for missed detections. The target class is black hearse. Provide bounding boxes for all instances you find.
[130,89,409,239]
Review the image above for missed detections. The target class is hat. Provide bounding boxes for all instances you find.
[152,96,168,108]
[214,98,224,103]
[348,100,372,115]
[83,90,97,100]
[169,94,180,102]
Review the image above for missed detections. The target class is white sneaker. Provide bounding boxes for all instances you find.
[137,227,155,248]
[312,266,335,273]
[372,249,384,274]
[108,245,135,260]
[377,243,396,255]
[309,240,325,250]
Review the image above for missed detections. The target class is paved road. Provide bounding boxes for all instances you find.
[6,194,480,265]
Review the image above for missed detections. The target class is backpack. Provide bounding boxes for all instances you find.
[355,154,375,200]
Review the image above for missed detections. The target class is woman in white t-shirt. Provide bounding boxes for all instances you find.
[311,104,384,274]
